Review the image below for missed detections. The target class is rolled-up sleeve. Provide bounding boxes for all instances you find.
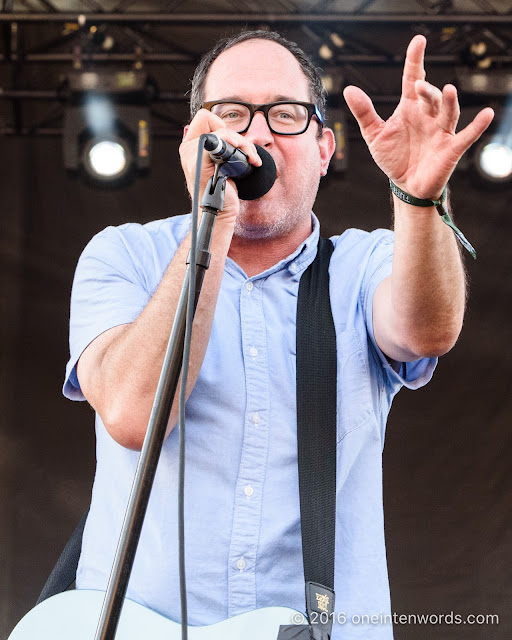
[63,226,152,400]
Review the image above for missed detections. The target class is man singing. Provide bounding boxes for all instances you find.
[64,30,493,638]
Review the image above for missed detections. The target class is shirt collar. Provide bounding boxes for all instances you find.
[225,213,321,281]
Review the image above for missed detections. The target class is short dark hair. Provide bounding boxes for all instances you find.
[189,30,326,122]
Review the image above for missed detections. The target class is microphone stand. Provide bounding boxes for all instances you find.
[94,168,228,640]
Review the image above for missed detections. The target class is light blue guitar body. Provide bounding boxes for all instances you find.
[8,590,306,639]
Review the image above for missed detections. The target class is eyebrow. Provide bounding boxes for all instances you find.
[209,95,303,103]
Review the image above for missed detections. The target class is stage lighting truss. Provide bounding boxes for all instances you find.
[63,70,152,186]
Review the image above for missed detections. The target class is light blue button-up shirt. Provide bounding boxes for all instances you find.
[64,213,436,639]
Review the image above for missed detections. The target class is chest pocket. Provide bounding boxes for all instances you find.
[336,329,374,442]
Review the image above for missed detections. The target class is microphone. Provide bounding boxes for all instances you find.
[204,133,251,179]
[203,133,276,201]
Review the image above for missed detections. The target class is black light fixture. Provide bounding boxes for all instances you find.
[63,70,152,186]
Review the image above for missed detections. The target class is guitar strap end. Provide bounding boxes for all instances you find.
[305,581,335,640]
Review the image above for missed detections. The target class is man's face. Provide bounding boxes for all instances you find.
[203,39,334,240]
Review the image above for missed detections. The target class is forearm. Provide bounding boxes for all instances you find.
[375,195,466,361]
[81,217,235,449]
[344,34,492,362]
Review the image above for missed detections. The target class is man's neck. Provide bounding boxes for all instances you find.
[227,221,313,277]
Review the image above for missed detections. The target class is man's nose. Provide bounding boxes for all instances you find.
[243,111,274,147]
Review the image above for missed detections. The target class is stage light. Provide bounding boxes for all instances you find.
[319,44,333,60]
[474,138,512,184]
[329,32,345,49]
[469,41,492,70]
[456,69,512,96]
[319,31,345,62]
[330,110,348,173]
[83,138,131,181]
[63,70,152,186]
[467,97,512,186]
[325,94,348,174]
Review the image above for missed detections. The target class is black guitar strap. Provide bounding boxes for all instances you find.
[278,236,337,640]
[37,508,88,603]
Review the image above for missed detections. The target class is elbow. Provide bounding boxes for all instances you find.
[100,403,149,451]
[110,430,146,452]
[403,326,462,359]
[100,398,178,451]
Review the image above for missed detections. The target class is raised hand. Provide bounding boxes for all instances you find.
[343,34,494,201]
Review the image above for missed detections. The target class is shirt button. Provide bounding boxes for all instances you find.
[290,262,299,273]
[252,412,261,425]
[244,485,254,497]
[236,557,246,571]
[246,281,254,292]
[249,347,258,358]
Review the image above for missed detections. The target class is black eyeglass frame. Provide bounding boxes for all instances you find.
[201,100,324,135]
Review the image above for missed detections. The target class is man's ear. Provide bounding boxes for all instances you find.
[182,124,190,142]
[318,127,336,177]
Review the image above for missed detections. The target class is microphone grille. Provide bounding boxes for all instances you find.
[236,145,277,201]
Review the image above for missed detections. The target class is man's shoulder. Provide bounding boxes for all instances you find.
[326,227,395,304]
[80,214,191,263]
[93,213,191,246]
[329,227,394,260]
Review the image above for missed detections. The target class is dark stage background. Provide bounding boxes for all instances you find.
[1,132,511,640]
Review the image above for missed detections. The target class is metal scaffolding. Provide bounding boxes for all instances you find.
[1,1,511,136]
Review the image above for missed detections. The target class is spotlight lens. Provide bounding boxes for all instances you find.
[88,140,127,178]
[479,142,512,180]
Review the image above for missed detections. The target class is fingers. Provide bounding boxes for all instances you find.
[343,85,384,145]
[404,36,460,133]
[437,84,460,133]
[179,109,262,215]
[415,80,443,118]
[183,109,261,167]
[452,107,495,157]
[416,81,461,134]
[402,35,427,100]
[412,78,494,157]
[180,109,248,217]
[404,38,464,138]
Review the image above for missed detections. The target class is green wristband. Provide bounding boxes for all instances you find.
[389,179,476,260]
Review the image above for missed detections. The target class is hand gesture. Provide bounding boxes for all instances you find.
[343,35,494,200]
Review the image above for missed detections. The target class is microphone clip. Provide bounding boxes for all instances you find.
[200,167,228,212]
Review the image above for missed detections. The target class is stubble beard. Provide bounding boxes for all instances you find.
[233,182,320,241]
[233,208,298,240]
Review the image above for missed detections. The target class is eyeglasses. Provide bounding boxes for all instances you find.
[202,100,324,135]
